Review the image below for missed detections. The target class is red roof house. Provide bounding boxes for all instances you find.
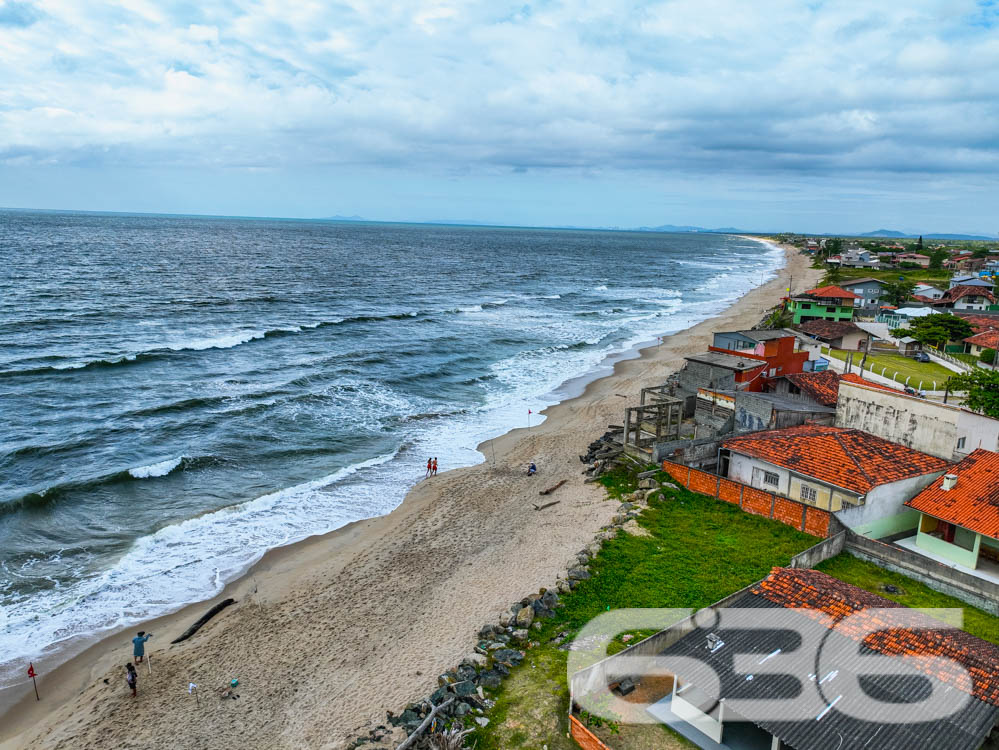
[721,424,948,511]
[903,449,999,573]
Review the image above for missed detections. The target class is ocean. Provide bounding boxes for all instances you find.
[0,210,782,688]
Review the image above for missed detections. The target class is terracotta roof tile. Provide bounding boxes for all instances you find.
[904,449,999,540]
[753,567,999,707]
[964,330,999,349]
[782,370,842,406]
[938,285,997,304]
[956,314,999,334]
[722,424,948,494]
[803,285,861,300]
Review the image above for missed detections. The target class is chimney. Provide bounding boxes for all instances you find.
[942,474,958,491]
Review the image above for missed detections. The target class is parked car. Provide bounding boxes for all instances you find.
[914,352,931,362]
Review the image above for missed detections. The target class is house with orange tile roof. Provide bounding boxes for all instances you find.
[965,328,999,358]
[931,284,997,312]
[769,370,898,408]
[574,567,999,750]
[899,449,999,580]
[720,424,948,517]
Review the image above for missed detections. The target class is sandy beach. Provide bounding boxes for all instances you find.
[0,241,822,750]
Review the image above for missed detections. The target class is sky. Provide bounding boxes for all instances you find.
[1,0,998,234]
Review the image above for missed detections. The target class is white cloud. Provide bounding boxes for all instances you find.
[0,0,996,187]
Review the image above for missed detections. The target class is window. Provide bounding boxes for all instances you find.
[800,485,817,503]
[957,437,967,450]
[826,306,838,313]
[763,471,779,487]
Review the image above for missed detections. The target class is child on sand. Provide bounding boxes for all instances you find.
[125,663,137,697]
[132,631,152,663]
[527,462,537,476]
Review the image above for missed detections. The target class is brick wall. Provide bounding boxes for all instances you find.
[661,460,832,537]
[570,715,612,750]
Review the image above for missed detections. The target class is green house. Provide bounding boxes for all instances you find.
[786,285,859,325]
[900,449,999,576]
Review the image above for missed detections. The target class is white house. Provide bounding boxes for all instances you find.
[915,282,945,300]
[720,424,947,520]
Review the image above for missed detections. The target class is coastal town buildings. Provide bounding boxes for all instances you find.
[785,285,859,325]
[914,282,946,300]
[901,449,999,576]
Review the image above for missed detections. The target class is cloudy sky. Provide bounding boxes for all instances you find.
[1,0,998,233]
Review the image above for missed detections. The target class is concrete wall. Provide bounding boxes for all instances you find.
[835,381,991,459]
[790,531,847,568]
[845,533,999,615]
[836,472,942,533]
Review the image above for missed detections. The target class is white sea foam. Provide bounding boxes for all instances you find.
[128,456,184,479]
[0,234,786,690]
[166,331,267,351]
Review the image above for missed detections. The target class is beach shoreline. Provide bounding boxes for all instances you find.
[0,239,822,750]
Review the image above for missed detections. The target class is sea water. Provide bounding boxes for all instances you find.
[0,211,782,688]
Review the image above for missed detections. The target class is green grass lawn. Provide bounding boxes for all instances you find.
[470,467,817,750]
[816,554,999,645]
[831,268,953,287]
[823,347,955,389]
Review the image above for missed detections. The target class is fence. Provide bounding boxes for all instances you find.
[925,345,972,372]
[661,461,832,538]
[569,715,612,750]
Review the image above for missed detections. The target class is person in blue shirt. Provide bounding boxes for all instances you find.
[132,631,152,664]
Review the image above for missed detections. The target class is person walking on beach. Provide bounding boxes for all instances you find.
[426,458,432,478]
[132,631,152,664]
[125,663,138,697]
[431,457,438,476]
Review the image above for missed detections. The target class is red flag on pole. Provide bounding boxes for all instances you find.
[27,663,39,700]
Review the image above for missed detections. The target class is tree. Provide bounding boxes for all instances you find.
[948,368,999,418]
[881,279,917,306]
[982,348,996,365]
[895,313,973,349]
[916,235,923,252]
[821,237,843,260]
[825,264,843,284]
[928,248,948,270]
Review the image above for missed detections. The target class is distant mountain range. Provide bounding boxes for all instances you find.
[315,215,996,240]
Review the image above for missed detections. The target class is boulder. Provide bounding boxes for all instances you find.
[492,648,524,665]
[462,653,488,668]
[618,502,635,512]
[499,611,512,628]
[541,589,559,609]
[478,624,496,639]
[663,482,679,491]
[430,686,450,705]
[474,717,490,728]
[515,606,534,628]
[456,664,477,682]
[453,701,471,717]
[451,680,477,698]
[477,670,502,688]
[557,579,571,594]
[638,478,660,490]
[512,628,529,642]
[568,567,591,581]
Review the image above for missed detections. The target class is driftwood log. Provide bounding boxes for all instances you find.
[539,479,568,496]
[532,499,561,511]
[395,697,455,750]
[171,598,236,644]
